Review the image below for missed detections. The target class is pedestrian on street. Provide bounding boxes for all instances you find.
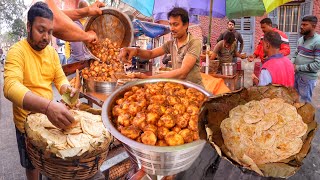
[3,3,79,180]
[56,38,66,64]
[291,15,320,103]
[256,31,294,87]
[119,7,203,86]
[217,19,244,62]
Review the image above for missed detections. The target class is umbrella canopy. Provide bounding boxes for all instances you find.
[121,0,293,20]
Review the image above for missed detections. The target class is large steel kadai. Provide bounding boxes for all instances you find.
[101,79,211,176]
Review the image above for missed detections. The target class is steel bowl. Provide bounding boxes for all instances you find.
[83,78,116,94]
[101,79,212,176]
[84,7,134,60]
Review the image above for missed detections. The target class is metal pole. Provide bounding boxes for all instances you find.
[205,0,214,74]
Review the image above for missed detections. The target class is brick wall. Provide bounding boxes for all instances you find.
[199,16,229,49]
[312,0,320,33]
[253,15,267,50]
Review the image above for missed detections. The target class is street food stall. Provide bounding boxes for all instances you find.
[24,3,318,180]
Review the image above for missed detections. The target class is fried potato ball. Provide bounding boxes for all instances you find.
[167,95,181,106]
[146,112,159,125]
[158,114,175,128]
[150,95,167,104]
[116,98,125,105]
[176,113,190,128]
[141,131,157,145]
[148,104,166,115]
[143,124,158,135]
[132,112,146,129]
[112,105,124,116]
[187,104,200,116]
[172,126,181,133]
[165,132,184,146]
[120,126,141,140]
[179,129,194,143]
[137,98,147,108]
[174,88,186,97]
[188,118,198,131]
[117,114,131,127]
[156,140,168,146]
[128,102,142,116]
[131,86,140,92]
[157,127,170,140]
[173,104,186,114]
[120,101,131,110]
[124,91,134,99]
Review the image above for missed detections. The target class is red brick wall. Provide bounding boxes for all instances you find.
[199,16,229,49]
[253,15,267,49]
[189,25,203,42]
[312,0,320,33]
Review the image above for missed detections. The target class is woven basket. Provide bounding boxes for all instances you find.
[26,138,108,180]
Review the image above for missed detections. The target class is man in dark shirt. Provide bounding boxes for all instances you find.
[217,20,244,56]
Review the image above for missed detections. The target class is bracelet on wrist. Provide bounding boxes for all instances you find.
[45,100,52,115]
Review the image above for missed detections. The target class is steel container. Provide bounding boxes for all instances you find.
[84,7,134,60]
[221,63,237,76]
[101,79,211,176]
[83,78,116,94]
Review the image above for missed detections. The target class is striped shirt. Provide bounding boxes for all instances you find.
[291,33,320,80]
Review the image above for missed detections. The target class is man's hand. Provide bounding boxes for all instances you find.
[134,73,148,79]
[88,1,105,16]
[252,73,259,86]
[84,30,98,44]
[248,54,255,62]
[66,86,81,108]
[119,47,138,63]
[46,101,75,129]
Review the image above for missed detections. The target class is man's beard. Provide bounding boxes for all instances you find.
[300,29,311,36]
[28,27,48,51]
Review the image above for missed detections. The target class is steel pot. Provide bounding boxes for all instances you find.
[101,79,212,176]
[84,7,134,61]
[221,63,237,76]
[83,78,116,94]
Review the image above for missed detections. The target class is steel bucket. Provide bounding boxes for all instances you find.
[101,79,210,176]
[221,63,237,76]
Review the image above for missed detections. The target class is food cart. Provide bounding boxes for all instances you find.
[53,6,317,180]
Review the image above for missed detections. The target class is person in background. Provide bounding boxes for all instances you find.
[248,18,290,63]
[217,19,244,62]
[291,15,320,103]
[210,32,246,64]
[119,8,203,86]
[3,3,79,179]
[67,0,92,64]
[56,38,66,64]
[256,31,294,87]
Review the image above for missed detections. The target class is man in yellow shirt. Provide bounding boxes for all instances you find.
[3,3,78,180]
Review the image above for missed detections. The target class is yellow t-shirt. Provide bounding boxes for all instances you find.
[3,39,69,133]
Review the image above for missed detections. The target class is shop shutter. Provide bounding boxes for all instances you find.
[300,0,313,18]
[288,32,299,58]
